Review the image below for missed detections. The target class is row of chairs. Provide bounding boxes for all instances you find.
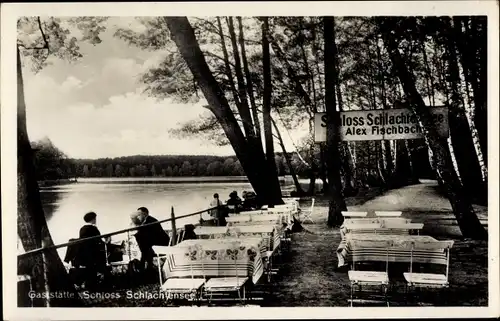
[347,235,454,306]
[154,244,250,305]
[155,201,301,305]
[342,210,403,218]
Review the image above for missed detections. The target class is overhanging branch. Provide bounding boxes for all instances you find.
[37,17,50,49]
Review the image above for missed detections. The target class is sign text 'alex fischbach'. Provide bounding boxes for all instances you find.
[314,107,449,142]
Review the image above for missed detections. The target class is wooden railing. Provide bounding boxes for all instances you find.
[17,206,218,260]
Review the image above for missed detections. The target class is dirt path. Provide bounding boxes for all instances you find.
[306,180,487,237]
[350,179,453,212]
[349,179,487,216]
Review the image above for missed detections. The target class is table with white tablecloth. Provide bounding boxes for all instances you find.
[336,234,447,268]
[161,238,264,284]
[194,226,229,239]
[228,225,281,253]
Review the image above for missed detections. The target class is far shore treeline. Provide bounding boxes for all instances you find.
[32,137,295,180]
[32,136,436,184]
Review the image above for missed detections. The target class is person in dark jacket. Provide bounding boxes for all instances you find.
[242,191,258,210]
[78,212,108,288]
[226,191,242,214]
[131,207,170,272]
[182,224,197,241]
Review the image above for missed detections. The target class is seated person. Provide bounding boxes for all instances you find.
[182,224,197,241]
[242,191,258,210]
[130,207,170,272]
[226,191,242,214]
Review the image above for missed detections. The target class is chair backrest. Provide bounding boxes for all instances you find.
[347,223,380,232]
[273,204,294,209]
[226,215,252,223]
[153,245,174,287]
[266,208,292,214]
[412,240,454,251]
[228,241,241,282]
[381,222,422,230]
[380,217,411,225]
[345,218,380,225]
[239,210,263,215]
[251,214,281,222]
[342,211,368,217]
[177,229,184,244]
[408,240,454,278]
[375,211,403,217]
[350,239,392,271]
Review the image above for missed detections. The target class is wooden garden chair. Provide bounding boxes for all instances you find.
[155,245,205,305]
[348,239,392,307]
[403,240,454,302]
[203,241,249,305]
[299,198,315,223]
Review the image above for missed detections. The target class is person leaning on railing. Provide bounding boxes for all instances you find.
[77,212,109,289]
[130,207,170,274]
[209,193,228,226]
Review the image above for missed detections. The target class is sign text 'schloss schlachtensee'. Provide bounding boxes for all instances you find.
[314,107,449,142]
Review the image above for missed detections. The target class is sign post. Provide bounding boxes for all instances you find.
[314,107,448,142]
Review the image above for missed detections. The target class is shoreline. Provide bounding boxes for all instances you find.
[38,179,78,187]
[38,176,303,186]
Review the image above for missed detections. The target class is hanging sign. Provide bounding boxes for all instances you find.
[314,107,448,142]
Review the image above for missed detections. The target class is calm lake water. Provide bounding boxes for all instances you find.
[36,176,309,258]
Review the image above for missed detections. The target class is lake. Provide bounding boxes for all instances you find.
[35,176,313,258]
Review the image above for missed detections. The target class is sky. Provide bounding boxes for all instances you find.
[21,17,308,159]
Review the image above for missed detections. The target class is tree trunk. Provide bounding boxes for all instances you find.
[237,17,262,143]
[271,118,305,195]
[334,69,356,196]
[307,164,317,196]
[319,144,330,193]
[17,48,80,307]
[376,141,388,187]
[379,18,487,240]
[324,16,347,227]
[442,18,487,204]
[472,16,488,164]
[216,18,243,113]
[261,17,282,205]
[227,17,258,139]
[223,17,268,168]
[452,17,487,167]
[392,140,413,187]
[165,17,283,206]
[405,140,421,184]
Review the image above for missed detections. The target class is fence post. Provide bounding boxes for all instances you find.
[171,206,177,246]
